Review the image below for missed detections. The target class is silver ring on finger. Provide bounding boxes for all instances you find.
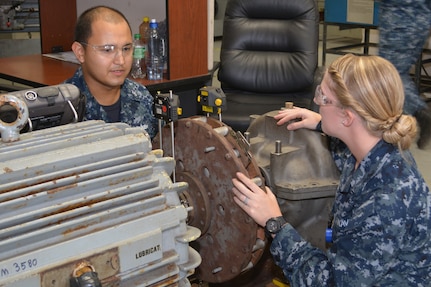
[243,196,249,206]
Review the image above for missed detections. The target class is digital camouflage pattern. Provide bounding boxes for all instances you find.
[65,67,158,139]
[270,139,431,286]
[378,0,431,115]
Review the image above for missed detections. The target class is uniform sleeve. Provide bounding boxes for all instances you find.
[270,224,334,285]
[121,80,158,139]
[270,197,395,286]
[272,184,431,286]
[133,88,158,139]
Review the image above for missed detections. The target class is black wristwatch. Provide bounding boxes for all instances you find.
[265,216,287,235]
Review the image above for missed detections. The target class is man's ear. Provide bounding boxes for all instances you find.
[72,41,85,63]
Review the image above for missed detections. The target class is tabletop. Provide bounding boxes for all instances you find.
[0,54,211,92]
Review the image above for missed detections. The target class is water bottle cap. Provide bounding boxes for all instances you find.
[149,20,158,29]
[143,16,149,22]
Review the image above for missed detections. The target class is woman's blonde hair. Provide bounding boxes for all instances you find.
[327,54,417,150]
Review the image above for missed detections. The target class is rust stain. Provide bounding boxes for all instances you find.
[3,167,13,173]
[46,183,78,194]
[62,223,91,235]
[0,170,90,194]
[43,197,104,218]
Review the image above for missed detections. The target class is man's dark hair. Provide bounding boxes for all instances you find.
[74,5,132,43]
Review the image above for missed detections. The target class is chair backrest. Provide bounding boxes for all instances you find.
[218,0,319,95]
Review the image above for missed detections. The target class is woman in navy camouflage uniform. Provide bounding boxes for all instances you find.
[232,54,431,286]
[66,6,158,139]
[378,0,431,149]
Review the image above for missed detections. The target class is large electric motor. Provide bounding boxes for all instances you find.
[0,117,201,286]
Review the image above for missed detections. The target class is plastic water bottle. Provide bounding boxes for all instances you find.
[131,33,146,79]
[146,19,166,80]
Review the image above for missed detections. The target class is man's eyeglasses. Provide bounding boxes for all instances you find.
[80,42,133,58]
[314,85,339,106]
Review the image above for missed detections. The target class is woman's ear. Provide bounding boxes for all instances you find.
[71,41,85,63]
[341,108,355,127]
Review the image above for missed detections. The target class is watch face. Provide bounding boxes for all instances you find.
[266,217,286,234]
[267,219,279,233]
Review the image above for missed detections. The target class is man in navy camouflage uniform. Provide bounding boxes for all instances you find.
[232,54,431,286]
[66,6,158,139]
[378,0,431,149]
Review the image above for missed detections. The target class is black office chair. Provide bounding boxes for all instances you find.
[217,0,319,132]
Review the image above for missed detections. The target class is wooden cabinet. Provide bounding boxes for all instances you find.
[38,0,76,53]
[166,0,208,80]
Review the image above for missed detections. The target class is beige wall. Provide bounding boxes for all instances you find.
[76,0,166,36]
